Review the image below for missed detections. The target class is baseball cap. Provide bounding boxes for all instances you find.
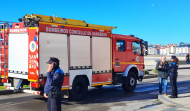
[46,57,59,64]
[171,56,176,59]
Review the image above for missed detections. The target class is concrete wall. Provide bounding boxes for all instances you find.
[144,56,187,69]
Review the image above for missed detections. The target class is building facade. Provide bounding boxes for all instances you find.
[148,43,190,55]
[176,45,190,55]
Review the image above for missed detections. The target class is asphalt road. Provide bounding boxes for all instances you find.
[0,68,190,111]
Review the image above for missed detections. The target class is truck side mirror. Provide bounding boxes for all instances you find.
[142,41,148,56]
[144,41,148,56]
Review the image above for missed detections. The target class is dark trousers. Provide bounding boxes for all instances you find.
[169,73,178,97]
[47,94,62,111]
[187,60,190,64]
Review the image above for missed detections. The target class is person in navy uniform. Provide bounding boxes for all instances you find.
[186,53,189,64]
[168,56,179,98]
[44,57,64,111]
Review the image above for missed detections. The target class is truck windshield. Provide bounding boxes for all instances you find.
[132,41,141,55]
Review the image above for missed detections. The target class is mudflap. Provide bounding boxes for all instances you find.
[138,76,143,82]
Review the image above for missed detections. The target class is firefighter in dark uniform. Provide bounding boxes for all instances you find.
[44,57,64,111]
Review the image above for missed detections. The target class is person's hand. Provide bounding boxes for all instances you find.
[159,65,162,68]
[44,93,48,98]
[47,64,53,72]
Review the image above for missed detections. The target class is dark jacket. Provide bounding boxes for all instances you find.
[44,68,64,94]
[156,61,169,78]
[167,62,178,74]
[186,55,189,61]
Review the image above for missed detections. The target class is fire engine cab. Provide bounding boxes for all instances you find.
[0,14,148,100]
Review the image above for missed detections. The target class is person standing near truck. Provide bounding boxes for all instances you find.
[186,53,189,64]
[44,57,64,111]
[168,56,179,98]
[156,56,169,95]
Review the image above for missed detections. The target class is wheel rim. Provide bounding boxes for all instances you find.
[130,77,135,86]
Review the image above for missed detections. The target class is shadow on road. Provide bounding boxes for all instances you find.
[62,80,190,105]
[63,85,157,105]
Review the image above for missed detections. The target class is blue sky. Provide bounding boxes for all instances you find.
[1,0,190,45]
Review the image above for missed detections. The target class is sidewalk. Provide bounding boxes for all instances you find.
[158,91,190,110]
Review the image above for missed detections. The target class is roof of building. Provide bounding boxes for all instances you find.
[178,45,190,47]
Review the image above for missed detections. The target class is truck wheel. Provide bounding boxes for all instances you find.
[122,72,137,92]
[69,77,88,101]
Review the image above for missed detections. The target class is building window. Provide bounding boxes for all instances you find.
[116,40,125,52]
[133,41,141,55]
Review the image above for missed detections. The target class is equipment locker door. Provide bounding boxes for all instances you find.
[39,32,69,75]
[8,33,29,79]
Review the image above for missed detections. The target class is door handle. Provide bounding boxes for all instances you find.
[132,59,135,61]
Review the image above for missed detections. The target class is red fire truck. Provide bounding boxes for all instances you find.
[0,14,148,100]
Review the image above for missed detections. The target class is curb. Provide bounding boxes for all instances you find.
[0,88,40,95]
[178,67,190,69]
[158,95,178,106]
[0,89,14,95]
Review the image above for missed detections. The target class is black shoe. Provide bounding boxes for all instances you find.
[169,96,177,98]
[169,96,175,98]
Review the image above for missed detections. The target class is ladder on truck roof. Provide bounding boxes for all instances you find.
[23,14,117,30]
[0,21,11,79]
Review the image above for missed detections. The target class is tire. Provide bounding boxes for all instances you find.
[69,77,88,101]
[122,72,137,92]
